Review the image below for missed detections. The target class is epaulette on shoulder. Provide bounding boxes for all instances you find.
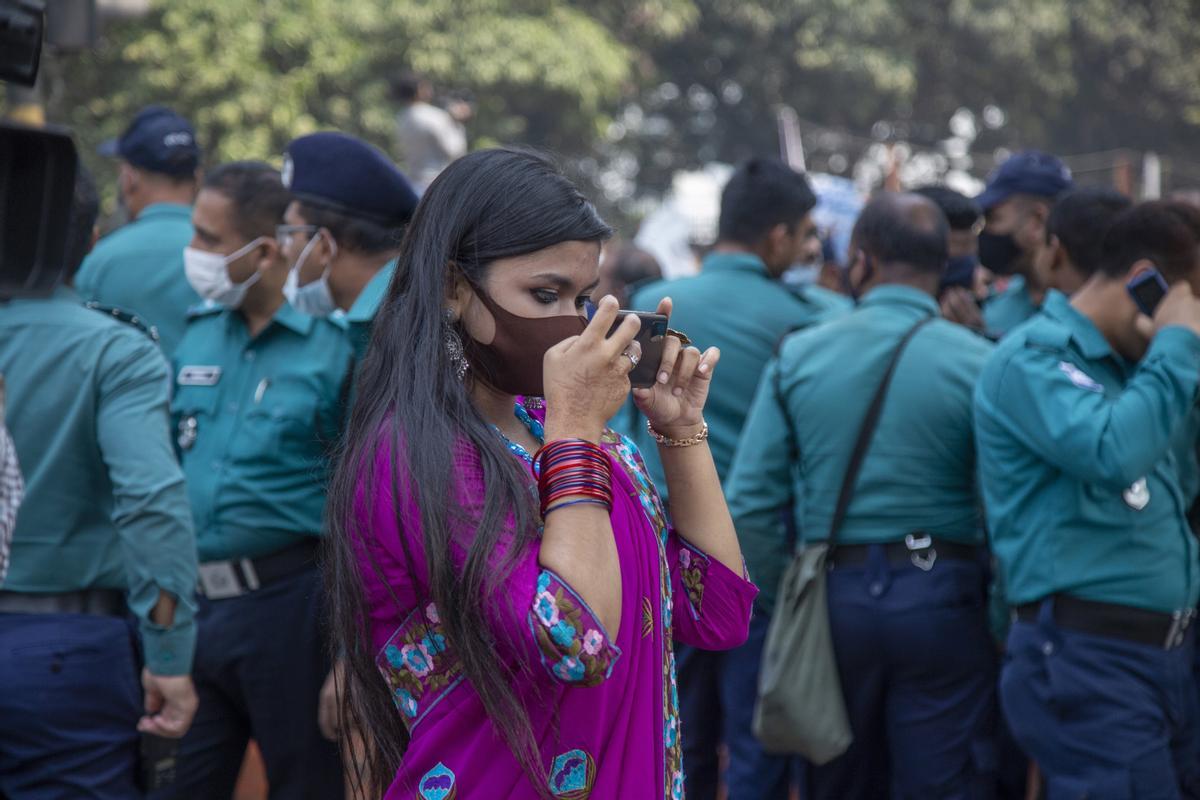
[1022,320,1071,351]
[84,301,160,343]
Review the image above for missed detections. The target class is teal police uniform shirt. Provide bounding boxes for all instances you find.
[0,287,198,675]
[975,290,1200,614]
[983,275,1039,339]
[172,302,355,562]
[340,258,396,359]
[618,251,849,498]
[75,203,199,355]
[727,285,994,612]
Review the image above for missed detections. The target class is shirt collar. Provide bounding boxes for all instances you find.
[221,301,314,338]
[136,203,193,221]
[1040,290,1113,360]
[273,301,315,335]
[858,284,941,316]
[346,259,396,323]
[701,251,770,277]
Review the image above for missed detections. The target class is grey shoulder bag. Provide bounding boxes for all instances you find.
[752,316,931,764]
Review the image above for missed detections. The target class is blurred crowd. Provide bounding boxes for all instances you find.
[3,73,1200,800]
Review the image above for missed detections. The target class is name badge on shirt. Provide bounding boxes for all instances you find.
[177,366,222,386]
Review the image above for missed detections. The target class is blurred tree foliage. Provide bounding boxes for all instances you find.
[46,0,1200,216]
[51,0,694,202]
[613,0,1200,200]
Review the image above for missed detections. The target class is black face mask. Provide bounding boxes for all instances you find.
[977,231,1022,275]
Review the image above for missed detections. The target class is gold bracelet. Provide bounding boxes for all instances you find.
[647,420,709,447]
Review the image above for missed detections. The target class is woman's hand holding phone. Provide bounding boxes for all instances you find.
[632,297,719,438]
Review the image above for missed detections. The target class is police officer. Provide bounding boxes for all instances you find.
[1034,187,1132,297]
[728,193,997,798]
[158,162,356,799]
[619,157,845,800]
[976,201,1200,793]
[278,131,418,356]
[975,151,1074,338]
[75,106,202,355]
[0,167,199,798]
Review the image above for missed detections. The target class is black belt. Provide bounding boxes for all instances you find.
[0,587,126,617]
[197,538,319,599]
[1015,595,1195,650]
[828,534,983,572]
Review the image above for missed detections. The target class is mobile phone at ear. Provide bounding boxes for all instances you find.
[1127,268,1169,317]
[606,311,669,388]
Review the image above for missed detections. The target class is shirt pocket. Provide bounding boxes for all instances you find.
[234,394,324,463]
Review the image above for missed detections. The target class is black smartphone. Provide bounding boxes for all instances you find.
[139,734,179,792]
[1127,268,1169,317]
[606,310,669,388]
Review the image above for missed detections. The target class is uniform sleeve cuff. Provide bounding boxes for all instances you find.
[141,618,196,676]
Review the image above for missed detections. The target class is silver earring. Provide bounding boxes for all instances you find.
[443,311,468,381]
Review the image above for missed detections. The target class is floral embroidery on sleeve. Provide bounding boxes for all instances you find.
[529,570,621,686]
[677,542,709,620]
[376,602,464,732]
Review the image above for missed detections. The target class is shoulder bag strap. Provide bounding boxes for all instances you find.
[827,315,932,552]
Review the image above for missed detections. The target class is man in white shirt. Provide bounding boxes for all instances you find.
[392,72,469,192]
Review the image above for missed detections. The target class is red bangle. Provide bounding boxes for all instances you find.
[534,439,613,517]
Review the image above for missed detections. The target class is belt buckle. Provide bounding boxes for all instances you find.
[198,562,243,599]
[1165,609,1195,650]
[905,533,937,572]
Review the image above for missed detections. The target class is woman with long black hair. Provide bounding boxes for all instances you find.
[326,148,756,799]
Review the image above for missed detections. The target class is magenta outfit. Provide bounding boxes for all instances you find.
[353,401,757,799]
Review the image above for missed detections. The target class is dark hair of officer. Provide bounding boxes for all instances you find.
[718,157,817,246]
[202,161,291,241]
[325,148,612,795]
[293,200,403,255]
[914,185,981,232]
[1098,200,1200,282]
[64,166,100,280]
[1046,187,1133,278]
[853,191,950,275]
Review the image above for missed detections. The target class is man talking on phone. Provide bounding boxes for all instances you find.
[975,200,1200,794]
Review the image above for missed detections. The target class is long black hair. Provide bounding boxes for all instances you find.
[325,148,612,795]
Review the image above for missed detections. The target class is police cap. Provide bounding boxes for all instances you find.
[98,105,200,177]
[976,150,1074,212]
[282,132,418,227]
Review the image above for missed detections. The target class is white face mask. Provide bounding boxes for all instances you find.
[282,231,338,317]
[183,237,268,308]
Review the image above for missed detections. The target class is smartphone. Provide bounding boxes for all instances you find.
[1127,268,1169,317]
[139,734,179,791]
[605,311,669,388]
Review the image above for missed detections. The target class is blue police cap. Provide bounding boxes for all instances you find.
[976,150,1074,211]
[282,132,418,227]
[97,105,200,177]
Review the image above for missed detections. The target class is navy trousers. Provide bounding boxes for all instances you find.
[806,545,998,800]
[1003,601,1200,799]
[677,612,798,800]
[151,567,343,800]
[0,612,143,799]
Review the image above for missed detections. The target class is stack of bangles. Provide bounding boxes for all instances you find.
[533,439,613,518]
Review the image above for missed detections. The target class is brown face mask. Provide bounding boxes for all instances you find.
[462,288,587,397]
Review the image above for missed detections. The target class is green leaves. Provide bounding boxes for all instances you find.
[47,0,1200,220]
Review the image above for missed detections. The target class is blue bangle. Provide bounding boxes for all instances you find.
[544,497,610,516]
